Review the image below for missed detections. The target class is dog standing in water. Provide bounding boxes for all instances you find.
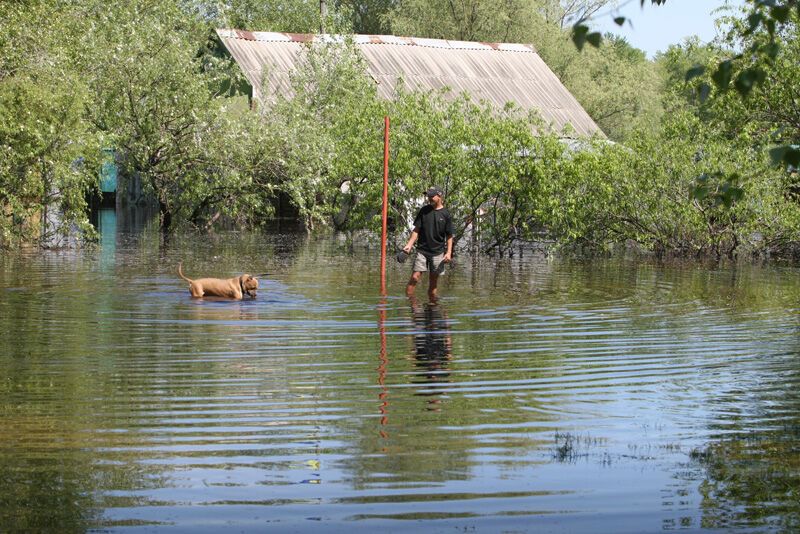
[178,262,259,299]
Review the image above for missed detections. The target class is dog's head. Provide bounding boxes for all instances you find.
[240,274,259,297]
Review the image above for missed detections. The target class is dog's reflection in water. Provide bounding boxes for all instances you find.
[408,296,453,410]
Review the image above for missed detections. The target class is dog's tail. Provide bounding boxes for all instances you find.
[177,261,193,283]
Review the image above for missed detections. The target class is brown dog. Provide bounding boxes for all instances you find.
[178,262,259,299]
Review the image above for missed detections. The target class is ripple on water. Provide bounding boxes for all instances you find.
[2,242,800,532]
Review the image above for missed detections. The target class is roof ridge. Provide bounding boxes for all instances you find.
[215,29,535,53]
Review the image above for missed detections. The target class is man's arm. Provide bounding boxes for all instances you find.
[403,229,419,253]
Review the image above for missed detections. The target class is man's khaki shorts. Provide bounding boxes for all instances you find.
[413,252,445,274]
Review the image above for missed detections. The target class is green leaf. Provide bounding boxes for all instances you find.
[734,67,765,97]
[572,24,589,51]
[711,60,733,91]
[719,185,744,208]
[685,65,705,82]
[691,173,709,201]
[690,184,708,201]
[698,83,711,103]
[770,146,800,167]
[613,17,626,26]
[763,41,781,60]
[744,12,764,35]
[770,6,791,22]
[586,32,602,48]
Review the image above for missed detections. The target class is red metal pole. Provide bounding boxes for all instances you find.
[380,116,390,295]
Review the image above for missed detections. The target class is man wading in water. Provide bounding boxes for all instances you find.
[400,186,454,301]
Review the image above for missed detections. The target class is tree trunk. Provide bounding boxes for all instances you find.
[159,200,172,233]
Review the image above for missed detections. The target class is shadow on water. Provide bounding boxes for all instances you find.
[3,221,800,531]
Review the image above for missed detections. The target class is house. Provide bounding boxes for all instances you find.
[215,29,604,139]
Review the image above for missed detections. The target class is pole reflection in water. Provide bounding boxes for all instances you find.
[377,299,390,444]
[408,296,453,411]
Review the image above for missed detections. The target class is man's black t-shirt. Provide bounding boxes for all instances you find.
[414,205,454,254]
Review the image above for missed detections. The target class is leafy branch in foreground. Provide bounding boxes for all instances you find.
[572,0,800,168]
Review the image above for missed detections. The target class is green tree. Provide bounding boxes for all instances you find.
[263,38,384,232]
[711,10,800,147]
[538,110,800,258]
[261,39,565,255]
[575,0,800,167]
[188,0,354,33]
[82,0,279,231]
[386,0,538,42]
[533,20,663,141]
[0,0,99,248]
[386,90,557,256]
[534,0,617,29]
[340,0,397,34]
[655,37,719,111]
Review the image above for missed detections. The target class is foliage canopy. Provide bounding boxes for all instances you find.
[2,0,800,259]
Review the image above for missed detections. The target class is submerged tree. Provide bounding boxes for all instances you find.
[83,0,283,231]
[0,0,99,248]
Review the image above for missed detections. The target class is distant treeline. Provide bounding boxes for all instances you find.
[1,1,799,258]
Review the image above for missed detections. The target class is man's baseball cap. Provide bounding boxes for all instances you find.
[426,186,444,198]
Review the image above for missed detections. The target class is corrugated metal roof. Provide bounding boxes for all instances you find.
[216,29,604,138]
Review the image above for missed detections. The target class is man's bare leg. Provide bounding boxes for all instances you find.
[406,271,422,296]
[428,272,439,301]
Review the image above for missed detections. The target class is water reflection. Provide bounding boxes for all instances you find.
[3,232,800,532]
[408,297,453,410]
[377,299,390,442]
[97,208,117,270]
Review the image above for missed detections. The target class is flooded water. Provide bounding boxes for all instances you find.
[2,218,800,532]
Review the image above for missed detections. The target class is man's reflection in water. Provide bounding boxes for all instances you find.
[408,296,453,410]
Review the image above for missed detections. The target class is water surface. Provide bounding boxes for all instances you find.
[2,226,800,532]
